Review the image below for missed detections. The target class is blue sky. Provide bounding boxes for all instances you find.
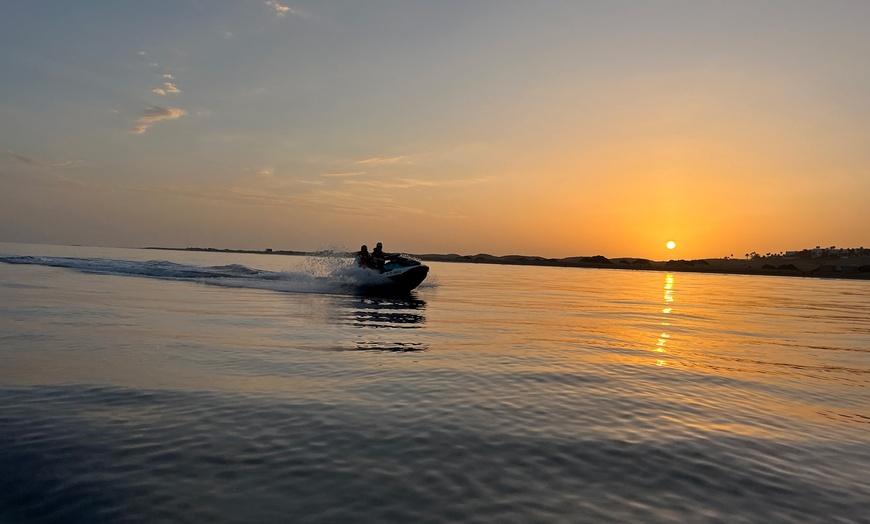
[2,1,869,259]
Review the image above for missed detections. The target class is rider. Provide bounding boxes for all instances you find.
[371,242,387,272]
[355,245,373,269]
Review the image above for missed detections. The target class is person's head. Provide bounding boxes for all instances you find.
[376,242,383,249]
[360,245,368,251]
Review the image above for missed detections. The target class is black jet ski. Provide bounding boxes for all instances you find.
[381,254,429,291]
[352,251,429,294]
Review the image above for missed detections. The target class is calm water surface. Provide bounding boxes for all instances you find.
[1,243,869,523]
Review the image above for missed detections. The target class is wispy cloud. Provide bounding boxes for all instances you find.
[247,168,329,188]
[357,156,409,165]
[152,82,181,95]
[343,178,437,189]
[318,171,366,178]
[294,189,423,217]
[8,151,42,166]
[265,0,295,16]
[49,159,89,168]
[5,151,92,189]
[343,176,493,189]
[7,151,89,169]
[115,183,407,217]
[132,106,186,134]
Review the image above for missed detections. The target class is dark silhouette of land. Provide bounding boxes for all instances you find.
[145,246,870,280]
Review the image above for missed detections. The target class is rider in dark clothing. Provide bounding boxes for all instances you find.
[372,242,386,272]
[356,245,373,268]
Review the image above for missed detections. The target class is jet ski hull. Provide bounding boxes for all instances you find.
[356,255,429,294]
[383,264,429,291]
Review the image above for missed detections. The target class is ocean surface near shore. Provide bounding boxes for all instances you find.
[1,242,869,523]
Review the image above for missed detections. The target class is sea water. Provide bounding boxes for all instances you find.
[1,242,868,523]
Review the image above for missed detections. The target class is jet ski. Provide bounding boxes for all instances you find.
[380,254,429,292]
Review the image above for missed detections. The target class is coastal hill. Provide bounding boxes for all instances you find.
[147,247,870,280]
[417,252,870,280]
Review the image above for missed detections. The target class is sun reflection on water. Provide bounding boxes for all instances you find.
[655,273,676,365]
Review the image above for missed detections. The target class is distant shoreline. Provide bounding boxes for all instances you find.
[144,247,870,281]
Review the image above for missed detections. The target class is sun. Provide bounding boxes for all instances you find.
[666,240,676,250]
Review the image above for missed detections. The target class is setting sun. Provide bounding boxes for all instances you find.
[666,241,676,250]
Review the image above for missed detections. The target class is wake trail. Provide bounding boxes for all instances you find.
[0,254,417,296]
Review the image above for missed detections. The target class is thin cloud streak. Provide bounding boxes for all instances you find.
[4,153,92,188]
[318,171,366,178]
[357,156,409,165]
[7,152,90,169]
[343,179,436,189]
[246,167,327,187]
[343,176,494,189]
[114,181,431,218]
[49,160,89,168]
[132,106,186,134]
[8,151,42,166]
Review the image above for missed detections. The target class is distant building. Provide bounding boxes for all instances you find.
[784,246,868,259]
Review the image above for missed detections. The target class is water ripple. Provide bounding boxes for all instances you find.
[2,385,869,523]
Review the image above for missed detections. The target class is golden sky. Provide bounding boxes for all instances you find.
[1,1,868,259]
